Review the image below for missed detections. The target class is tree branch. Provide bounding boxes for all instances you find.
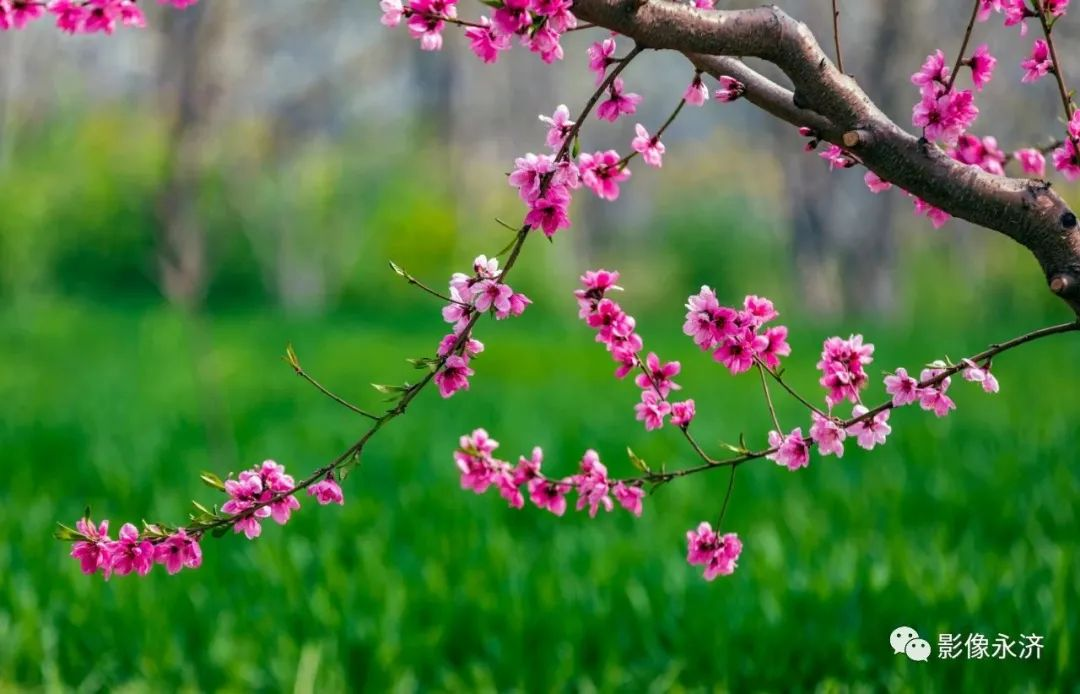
[571,0,1080,314]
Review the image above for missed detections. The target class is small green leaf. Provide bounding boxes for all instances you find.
[627,447,650,474]
[199,471,226,492]
[284,343,301,370]
[54,523,83,541]
[192,501,213,517]
[571,134,581,159]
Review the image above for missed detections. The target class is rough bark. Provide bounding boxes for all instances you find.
[571,0,1080,314]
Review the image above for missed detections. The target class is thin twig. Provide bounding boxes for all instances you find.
[831,0,844,73]
[1032,0,1078,149]
[716,466,738,527]
[757,363,783,432]
[293,367,379,420]
[756,358,828,417]
[944,0,982,93]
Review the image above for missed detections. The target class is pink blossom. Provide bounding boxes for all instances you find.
[525,24,564,64]
[2,0,44,29]
[714,75,745,103]
[968,44,997,91]
[154,529,202,575]
[913,196,951,228]
[767,428,811,471]
[1021,39,1053,82]
[529,477,571,515]
[1015,148,1047,176]
[631,124,665,168]
[435,355,474,398]
[743,295,778,325]
[635,351,681,396]
[953,134,1006,175]
[437,333,484,359]
[492,0,530,35]
[817,334,874,407]
[670,399,696,427]
[810,413,846,458]
[406,12,446,52]
[586,38,617,84]
[222,473,271,539]
[71,517,111,575]
[494,467,524,508]
[884,367,920,407]
[847,406,892,450]
[49,0,86,33]
[107,523,155,577]
[913,90,978,146]
[820,144,855,170]
[635,389,672,430]
[683,286,723,350]
[380,0,404,26]
[713,330,765,375]
[911,50,951,97]
[509,152,554,202]
[1052,140,1080,181]
[539,105,575,151]
[578,150,631,200]
[758,326,791,370]
[613,482,645,517]
[1003,0,1031,34]
[525,188,572,237]
[465,17,510,64]
[513,446,543,486]
[507,292,531,317]
[597,78,642,122]
[977,0,1003,22]
[686,522,742,579]
[532,0,576,32]
[574,450,613,517]
[961,359,1000,393]
[693,0,716,7]
[684,74,709,106]
[308,476,345,505]
[1047,0,1071,18]
[865,171,892,193]
[918,364,956,417]
[461,427,499,456]
[473,279,514,315]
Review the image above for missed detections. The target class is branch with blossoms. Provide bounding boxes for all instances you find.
[42,0,1080,582]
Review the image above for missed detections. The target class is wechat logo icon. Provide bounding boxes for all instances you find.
[891,626,931,662]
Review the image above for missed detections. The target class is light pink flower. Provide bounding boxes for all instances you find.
[380,0,404,26]
[767,428,811,471]
[473,279,514,315]
[631,124,665,168]
[308,477,345,505]
[884,367,920,407]
[578,150,631,200]
[864,171,892,193]
[407,12,446,52]
[635,389,672,431]
[529,477,571,515]
[539,105,575,151]
[961,359,1000,393]
[918,364,957,417]
[757,326,791,370]
[1015,148,1046,177]
[847,405,892,450]
[810,413,846,457]
[1021,39,1053,82]
[574,450,613,517]
[613,482,645,517]
[509,152,554,202]
[817,334,875,406]
[683,286,722,350]
[686,522,742,580]
[820,144,855,170]
[597,78,642,123]
[684,74,709,106]
[586,38,617,84]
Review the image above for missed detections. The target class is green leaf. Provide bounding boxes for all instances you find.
[199,472,226,492]
[389,260,406,278]
[571,134,581,159]
[284,343,301,370]
[627,447,650,474]
[54,523,83,541]
[371,383,409,394]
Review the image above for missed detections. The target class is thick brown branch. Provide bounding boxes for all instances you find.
[571,0,1080,314]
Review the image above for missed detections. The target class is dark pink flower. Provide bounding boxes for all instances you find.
[524,188,572,237]
[714,75,745,103]
[308,476,345,505]
[670,399,696,427]
[435,355,474,398]
[968,44,997,91]
[1015,148,1046,176]
[597,78,642,123]
[913,196,951,228]
[574,450,613,517]
[817,334,874,407]
[613,482,645,517]
[635,351,681,397]
[465,17,510,64]
[492,0,530,35]
[1021,39,1052,82]
[586,37,617,84]
[757,326,791,370]
[106,523,155,577]
[154,529,202,575]
[911,50,950,97]
[71,517,111,576]
[1052,139,1080,181]
[635,389,672,430]
[767,428,811,471]
[578,150,631,201]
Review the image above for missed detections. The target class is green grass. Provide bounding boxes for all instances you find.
[1,292,1079,692]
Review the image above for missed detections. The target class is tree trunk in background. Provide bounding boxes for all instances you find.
[786,0,912,317]
[155,1,219,308]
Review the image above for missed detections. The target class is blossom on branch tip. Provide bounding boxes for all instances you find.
[968,44,997,91]
[961,359,1000,393]
[586,37,617,84]
[308,476,345,506]
[686,522,742,580]
[670,399,696,427]
[864,171,892,193]
[540,105,575,151]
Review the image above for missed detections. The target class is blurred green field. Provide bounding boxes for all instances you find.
[2,274,1079,690]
